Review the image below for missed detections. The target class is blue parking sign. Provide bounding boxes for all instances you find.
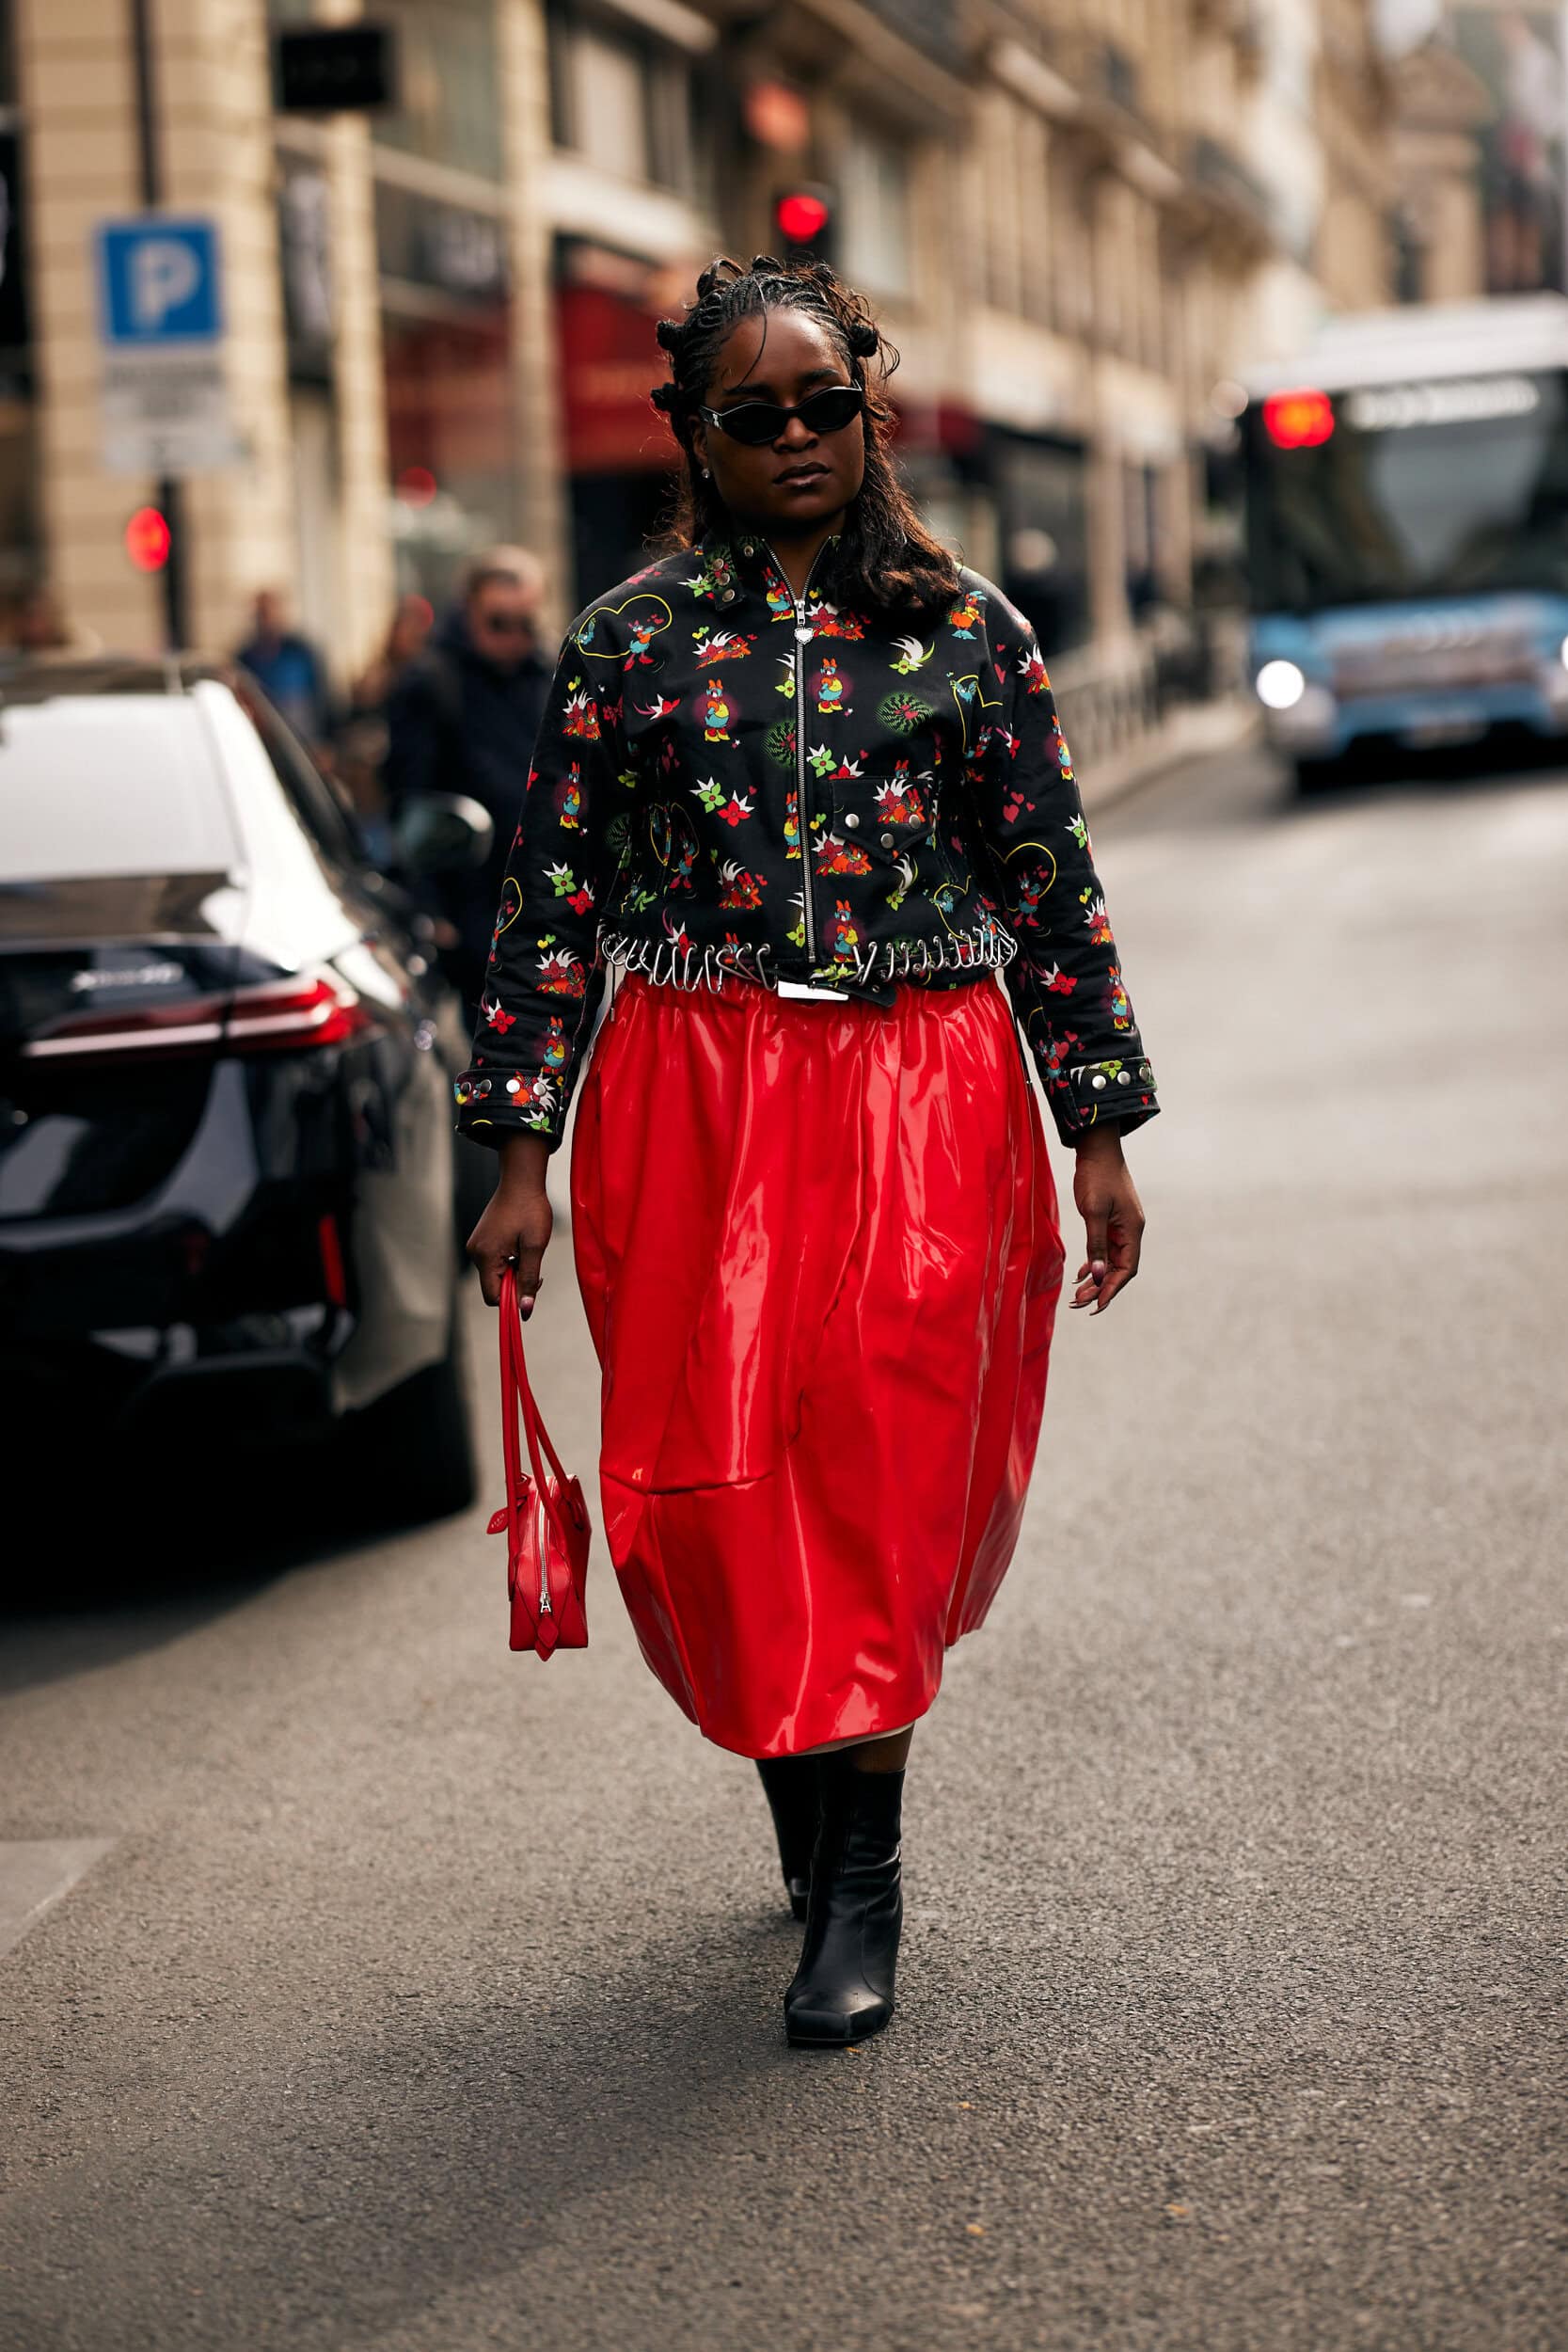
[96,217,223,345]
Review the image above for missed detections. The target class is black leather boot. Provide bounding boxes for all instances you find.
[755,1756,819,1920]
[784,1759,903,2047]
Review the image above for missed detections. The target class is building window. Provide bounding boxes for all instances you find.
[1020,115,1052,326]
[978,94,1017,313]
[1394,210,1426,306]
[548,7,706,198]
[567,25,652,182]
[373,0,505,183]
[841,126,912,299]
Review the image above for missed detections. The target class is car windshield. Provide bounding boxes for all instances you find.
[1245,370,1568,612]
[0,697,242,882]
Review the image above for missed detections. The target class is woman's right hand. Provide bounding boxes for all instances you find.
[467,1133,553,1311]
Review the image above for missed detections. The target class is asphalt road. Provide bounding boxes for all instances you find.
[3,738,1564,2352]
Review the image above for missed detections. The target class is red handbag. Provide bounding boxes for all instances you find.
[487,1267,591,1657]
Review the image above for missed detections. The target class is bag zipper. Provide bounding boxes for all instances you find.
[534,1490,553,1614]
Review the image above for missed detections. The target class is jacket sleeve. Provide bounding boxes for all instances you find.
[453,641,623,1152]
[964,608,1159,1143]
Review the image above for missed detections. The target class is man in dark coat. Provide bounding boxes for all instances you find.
[383,547,553,1014]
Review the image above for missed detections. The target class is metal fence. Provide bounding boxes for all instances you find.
[1049,634,1162,772]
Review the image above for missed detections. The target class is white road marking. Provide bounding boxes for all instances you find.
[0,1839,115,1962]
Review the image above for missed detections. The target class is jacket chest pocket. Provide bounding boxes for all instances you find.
[817,755,935,860]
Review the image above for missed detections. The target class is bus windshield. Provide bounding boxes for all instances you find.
[1244,370,1568,612]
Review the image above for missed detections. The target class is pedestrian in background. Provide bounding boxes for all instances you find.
[463,256,1157,2050]
[350,591,434,721]
[333,593,436,861]
[235,588,333,746]
[383,548,551,1014]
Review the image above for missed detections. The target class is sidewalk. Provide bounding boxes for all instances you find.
[1078,694,1259,814]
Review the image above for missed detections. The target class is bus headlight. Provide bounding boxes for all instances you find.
[1256,660,1307,710]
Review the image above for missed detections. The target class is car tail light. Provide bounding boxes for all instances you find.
[317,1212,349,1308]
[19,995,228,1060]
[223,971,373,1054]
[21,968,373,1062]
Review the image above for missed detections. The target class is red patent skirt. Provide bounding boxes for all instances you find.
[569,971,1064,1759]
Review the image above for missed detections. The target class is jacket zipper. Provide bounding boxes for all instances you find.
[766,541,829,970]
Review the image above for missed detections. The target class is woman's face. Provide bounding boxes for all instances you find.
[391,596,432,660]
[690,307,866,538]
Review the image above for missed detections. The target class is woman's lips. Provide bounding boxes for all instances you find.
[776,465,828,487]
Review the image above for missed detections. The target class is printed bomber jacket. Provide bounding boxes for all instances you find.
[454,533,1158,1150]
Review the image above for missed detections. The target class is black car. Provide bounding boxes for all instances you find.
[0,656,491,1528]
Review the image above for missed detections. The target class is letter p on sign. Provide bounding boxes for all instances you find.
[132,238,202,332]
[97,218,223,346]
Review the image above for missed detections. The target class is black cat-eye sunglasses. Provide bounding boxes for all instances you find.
[698,383,864,448]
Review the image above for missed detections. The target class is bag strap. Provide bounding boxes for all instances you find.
[499,1268,573,1540]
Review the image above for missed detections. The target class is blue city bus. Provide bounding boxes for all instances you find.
[1242,294,1568,789]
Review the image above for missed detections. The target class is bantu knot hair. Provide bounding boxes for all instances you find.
[694,256,739,301]
[642,250,958,623]
[646,250,904,448]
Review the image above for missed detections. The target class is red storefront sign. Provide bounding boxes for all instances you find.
[558,283,680,477]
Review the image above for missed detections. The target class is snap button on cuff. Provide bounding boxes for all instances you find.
[843,812,860,830]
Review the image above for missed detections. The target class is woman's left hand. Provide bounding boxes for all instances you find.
[1070,1127,1145,1315]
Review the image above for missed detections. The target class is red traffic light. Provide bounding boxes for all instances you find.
[775,188,832,246]
[1262,389,1335,451]
[396,465,437,508]
[124,505,172,572]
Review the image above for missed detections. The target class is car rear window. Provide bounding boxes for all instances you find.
[0,698,242,882]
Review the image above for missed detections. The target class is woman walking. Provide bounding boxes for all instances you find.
[461,256,1157,2048]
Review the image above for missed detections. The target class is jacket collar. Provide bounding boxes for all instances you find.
[695,528,840,593]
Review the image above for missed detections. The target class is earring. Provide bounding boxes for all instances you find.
[702,466,710,479]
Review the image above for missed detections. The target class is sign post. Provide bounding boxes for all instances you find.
[94,215,240,647]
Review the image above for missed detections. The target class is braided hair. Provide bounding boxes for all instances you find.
[650,254,959,619]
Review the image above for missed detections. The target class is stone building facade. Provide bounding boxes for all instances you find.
[2,0,1395,671]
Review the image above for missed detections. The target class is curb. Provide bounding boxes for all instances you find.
[1079,699,1261,815]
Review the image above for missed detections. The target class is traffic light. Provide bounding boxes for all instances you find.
[124,504,172,573]
[773,183,836,265]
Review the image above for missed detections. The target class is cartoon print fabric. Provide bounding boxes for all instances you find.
[455,535,1157,1150]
